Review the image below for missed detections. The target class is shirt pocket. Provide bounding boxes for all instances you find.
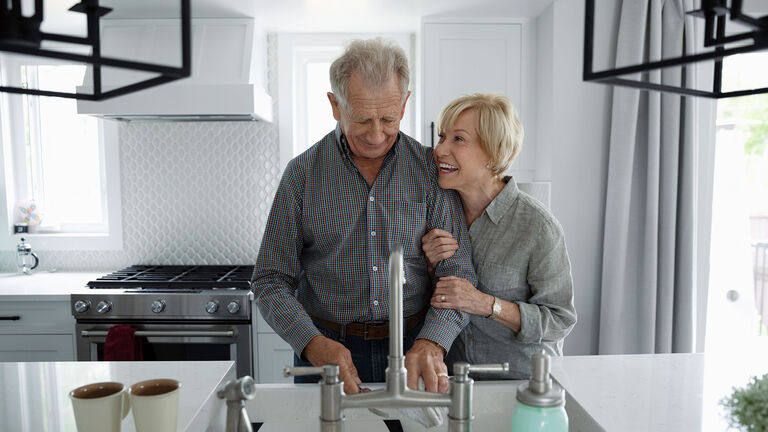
[477,261,529,301]
[386,201,427,259]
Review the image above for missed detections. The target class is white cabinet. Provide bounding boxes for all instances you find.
[252,304,294,383]
[0,300,76,362]
[257,333,295,384]
[422,19,537,181]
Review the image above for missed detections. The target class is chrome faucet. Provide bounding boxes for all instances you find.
[217,376,256,432]
[284,244,509,431]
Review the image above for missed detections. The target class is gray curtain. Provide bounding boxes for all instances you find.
[599,0,711,354]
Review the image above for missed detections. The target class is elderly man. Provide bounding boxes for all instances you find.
[253,37,476,395]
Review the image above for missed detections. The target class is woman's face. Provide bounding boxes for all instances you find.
[434,109,492,194]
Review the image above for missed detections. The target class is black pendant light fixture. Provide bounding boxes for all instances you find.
[0,0,190,100]
[583,0,768,98]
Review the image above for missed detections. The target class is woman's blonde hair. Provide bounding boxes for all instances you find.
[437,93,524,178]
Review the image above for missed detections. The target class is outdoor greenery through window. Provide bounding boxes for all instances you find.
[714,52,768,337]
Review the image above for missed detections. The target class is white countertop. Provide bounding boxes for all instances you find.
[551,344,768,432]
[0,360,235,432]
[0,271,107,300]
[244,345,768,432]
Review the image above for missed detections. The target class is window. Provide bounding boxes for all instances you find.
[706,51,768,350]
[277,33,416,171]
[0,60,122,250]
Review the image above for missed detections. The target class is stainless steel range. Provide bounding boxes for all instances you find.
[72,265,254,378]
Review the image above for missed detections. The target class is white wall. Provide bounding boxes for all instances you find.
[538,0,615,355]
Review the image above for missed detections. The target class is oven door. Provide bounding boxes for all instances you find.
[75,321,252,378]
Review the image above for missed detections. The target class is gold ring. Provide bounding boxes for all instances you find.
[440,295,446,301]
[437,372,449,378]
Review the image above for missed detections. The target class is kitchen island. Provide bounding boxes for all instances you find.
[551,345,768,432]
[0,360,235,432]
[244,348,768,431]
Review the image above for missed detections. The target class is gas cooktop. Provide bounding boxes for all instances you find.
[87,265,254,290]
[74,265,255,321]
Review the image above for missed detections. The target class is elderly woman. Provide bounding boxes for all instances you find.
[423,93,577,379]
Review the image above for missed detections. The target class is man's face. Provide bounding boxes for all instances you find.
[329,72,410,161]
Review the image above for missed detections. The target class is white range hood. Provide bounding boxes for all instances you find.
[77,18,272,122]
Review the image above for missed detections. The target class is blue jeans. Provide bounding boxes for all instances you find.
[294,319,424,384]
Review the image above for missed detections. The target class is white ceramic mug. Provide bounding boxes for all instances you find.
[69,381,130,432]
[129,378,181,432]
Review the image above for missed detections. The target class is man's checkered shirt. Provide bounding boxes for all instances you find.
[252,125,477,355]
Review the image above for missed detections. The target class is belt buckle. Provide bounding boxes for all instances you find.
[364,320,387,340]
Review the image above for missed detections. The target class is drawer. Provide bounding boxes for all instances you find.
[0,334,75,361]
[0,301,75,334]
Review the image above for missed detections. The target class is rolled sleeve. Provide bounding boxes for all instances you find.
[515,219,577,344]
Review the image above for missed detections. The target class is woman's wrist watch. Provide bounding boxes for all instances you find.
[486,296,502,320]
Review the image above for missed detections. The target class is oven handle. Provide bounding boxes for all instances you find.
[80,330,235,338]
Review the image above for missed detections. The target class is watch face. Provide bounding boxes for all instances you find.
[488,297,501,319]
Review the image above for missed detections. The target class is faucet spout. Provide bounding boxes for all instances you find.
[388,244,405,361]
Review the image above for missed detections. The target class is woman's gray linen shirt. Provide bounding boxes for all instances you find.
[446,177,577,379]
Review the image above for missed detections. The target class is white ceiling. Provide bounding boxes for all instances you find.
[35,0,554,35]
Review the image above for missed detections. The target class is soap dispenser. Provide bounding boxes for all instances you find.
[511,351,568,431]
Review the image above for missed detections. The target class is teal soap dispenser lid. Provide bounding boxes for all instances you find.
[516,351,564,408]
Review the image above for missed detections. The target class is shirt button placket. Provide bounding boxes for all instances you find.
[368,192,378,315]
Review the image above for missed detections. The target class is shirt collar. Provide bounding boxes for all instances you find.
[484,176,519,224]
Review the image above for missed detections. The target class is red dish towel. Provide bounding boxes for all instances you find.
[104,325,143,361]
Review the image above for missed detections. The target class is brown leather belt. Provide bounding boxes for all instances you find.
[310,307,428,340]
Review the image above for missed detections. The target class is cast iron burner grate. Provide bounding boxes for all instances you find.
[87,265,254,290]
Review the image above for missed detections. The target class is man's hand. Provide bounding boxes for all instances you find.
[303,335,362,394]
[404,339,449,393]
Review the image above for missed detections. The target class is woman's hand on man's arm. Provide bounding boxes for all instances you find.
[432,276,523,332]
[431,276,493,316]
[421,228,459,272]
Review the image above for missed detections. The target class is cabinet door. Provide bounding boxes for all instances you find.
[257,333,295,384]
[423,22,533,178]
[0,334,75,362]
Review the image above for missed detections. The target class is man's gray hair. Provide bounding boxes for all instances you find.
[329,37,410,108]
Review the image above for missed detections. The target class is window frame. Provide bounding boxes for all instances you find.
[276,33,416,172]
[0,60,123,251]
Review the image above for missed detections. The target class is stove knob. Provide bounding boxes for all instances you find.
[151,300,166,313]
[74,300,91,313]
[96,300,113,314]
[205,300,219,314]
[226,301,241,314]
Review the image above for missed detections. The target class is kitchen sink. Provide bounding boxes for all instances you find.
[246,381,523,431]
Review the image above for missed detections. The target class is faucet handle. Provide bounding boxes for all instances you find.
[468,362,510,374]
[283,364,340,383]
[452,362,510,381]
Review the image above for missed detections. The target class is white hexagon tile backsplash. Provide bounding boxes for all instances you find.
[0,120,279,272]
